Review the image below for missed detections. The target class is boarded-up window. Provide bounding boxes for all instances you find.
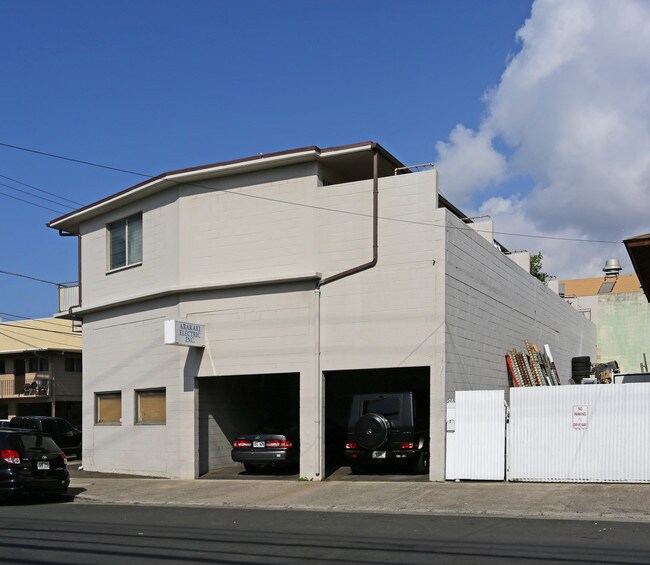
[136,388,166,424]
[96,392,121,424]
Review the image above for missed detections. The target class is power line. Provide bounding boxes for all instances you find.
[0,328,80,349]
[0,141,150,178]
[0,140,623,245]
[0,180,75,210]
[0,173,84,206]
[0,269,74,287]
[0,190,68,214]
[0,312,78,329]
[0,322,81,338]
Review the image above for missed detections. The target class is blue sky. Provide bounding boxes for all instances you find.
[3,1,648,320]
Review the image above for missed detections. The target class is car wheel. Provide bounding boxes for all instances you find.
[243,463,259,473]
[349,462,369,475]
[354,413,390,450]
[411,450,429,474]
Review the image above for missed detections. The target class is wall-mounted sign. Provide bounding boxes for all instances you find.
[572,405,588,430]
[164,320,205,347]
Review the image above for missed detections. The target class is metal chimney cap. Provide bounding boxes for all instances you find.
[603,258,622,275]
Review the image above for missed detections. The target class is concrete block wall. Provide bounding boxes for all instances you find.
[81,297,195,478]
[79,163,320,311]
[80,189,181,310]
[182,283,317,477]
[178,163,319,286]
[318,170,444,371]
[443,211,596,397]
[316,170,448,480]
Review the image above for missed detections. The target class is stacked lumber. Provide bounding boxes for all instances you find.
[506,341,561,387]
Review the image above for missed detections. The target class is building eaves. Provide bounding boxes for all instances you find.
[624,233,650,302]
[48,141,403,234]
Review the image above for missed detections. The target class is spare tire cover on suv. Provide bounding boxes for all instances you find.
[354,413,390,450]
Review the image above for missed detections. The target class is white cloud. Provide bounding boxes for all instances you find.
[434,125,507,204]
[435,0,650,279]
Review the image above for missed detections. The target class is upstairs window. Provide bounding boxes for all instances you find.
[108,213,142,270]
[28,357,49,373]
[64,357,82,373]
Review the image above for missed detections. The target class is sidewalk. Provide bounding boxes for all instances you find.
[68,475,650,522]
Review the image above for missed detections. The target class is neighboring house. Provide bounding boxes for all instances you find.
[48,141,595,480]
[0,317,82,426]
[550,266,650,373]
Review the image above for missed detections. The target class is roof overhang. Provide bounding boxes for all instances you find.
[48,141,404,234]
[624,233,650,301]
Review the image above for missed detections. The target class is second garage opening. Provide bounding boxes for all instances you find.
[324,367,430,480]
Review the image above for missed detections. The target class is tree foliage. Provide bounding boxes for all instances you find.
[530,252,549,283]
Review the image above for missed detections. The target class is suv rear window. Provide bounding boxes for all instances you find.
[1,433,61,454]
[17,434,61,454]
[362,398,400,416]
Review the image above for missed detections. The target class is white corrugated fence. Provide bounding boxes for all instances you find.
[447,384,650,483]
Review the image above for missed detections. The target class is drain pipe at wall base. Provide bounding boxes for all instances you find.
[312,147,379,479]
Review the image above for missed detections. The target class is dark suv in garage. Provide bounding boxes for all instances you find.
[344,392,429,474]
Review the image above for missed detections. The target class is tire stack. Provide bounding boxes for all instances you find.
[571,356,591,384]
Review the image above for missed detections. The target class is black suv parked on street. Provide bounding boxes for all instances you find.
[344,392,429,474]
[9,416,82,458]
[0,428,70,500]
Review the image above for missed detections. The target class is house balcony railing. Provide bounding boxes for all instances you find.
[57,284,79,314]
[0,373,51,399]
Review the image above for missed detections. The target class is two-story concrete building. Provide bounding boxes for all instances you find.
[48,142,595,480]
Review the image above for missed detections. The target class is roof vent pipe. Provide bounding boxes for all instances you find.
[603,258,622,278]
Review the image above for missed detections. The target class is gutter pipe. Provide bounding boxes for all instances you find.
[317,147,379,289]
[312,147,380,479]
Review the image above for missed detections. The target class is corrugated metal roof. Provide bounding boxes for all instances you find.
[560,274,642,297]
[0,318,82,353]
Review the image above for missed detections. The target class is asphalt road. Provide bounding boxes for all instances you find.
[2,501,650,564]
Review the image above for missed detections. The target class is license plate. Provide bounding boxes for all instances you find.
[37,461,50,470]
[372,451,386,459]
[253,441,265,448]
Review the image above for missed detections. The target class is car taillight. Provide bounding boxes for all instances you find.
[345,442,358,450]
[1,449,21,464]
[401,442,415,449]
[233,440,252,448]
[266,439,292,449]
[61,452,67,464]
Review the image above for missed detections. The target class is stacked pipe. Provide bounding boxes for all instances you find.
[506,341,561,387]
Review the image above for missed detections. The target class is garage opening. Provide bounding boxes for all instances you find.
[324,367,430,480]
[198,372,299,477]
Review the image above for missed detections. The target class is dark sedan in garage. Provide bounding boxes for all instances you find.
[231,418,299,472]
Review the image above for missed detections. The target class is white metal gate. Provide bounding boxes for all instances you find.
[508,384,650,482]
[445,390,506,480]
